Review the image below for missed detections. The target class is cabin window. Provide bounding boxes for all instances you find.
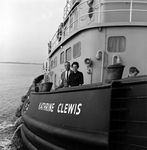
[46,62,48,71]
[51,60,54,69]
[107,36,126,52]
[66,47,71,61]
[54,56,57,67]
[60,51,64,64]
[50,57,57,69]
[73,42,81,58]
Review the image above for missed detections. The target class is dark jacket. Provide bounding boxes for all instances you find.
[69,71,84,87]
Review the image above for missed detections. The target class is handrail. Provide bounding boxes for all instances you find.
[50,0,88,50]
[130,0,133,22]
[64,0,88,20]
[49,0,147,54]
[51,0,100,50]
[100,0,147,4]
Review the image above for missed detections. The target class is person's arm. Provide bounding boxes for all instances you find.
[79,72,84,85]
[68,74,71,86]
[56,81,63,89]
[55,72,64,90]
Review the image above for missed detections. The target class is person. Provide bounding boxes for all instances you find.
[69,61,84,87]
[128,67,139,77]
[56,61,73,89]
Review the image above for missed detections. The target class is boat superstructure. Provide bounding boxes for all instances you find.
[20,0,147,150]
[44,0,147,88]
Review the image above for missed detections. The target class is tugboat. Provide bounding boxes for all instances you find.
[20,0,147,149]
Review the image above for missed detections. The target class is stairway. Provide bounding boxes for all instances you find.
[108,80,147,150]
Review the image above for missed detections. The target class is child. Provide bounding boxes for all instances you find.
[128,67,139,77]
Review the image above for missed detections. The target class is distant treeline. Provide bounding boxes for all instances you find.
[0,62,42,65]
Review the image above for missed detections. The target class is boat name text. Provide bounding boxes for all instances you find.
[38,103,82,115]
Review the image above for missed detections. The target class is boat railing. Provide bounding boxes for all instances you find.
[49,0,147,55]
[63,0,74,19]
[49,0,86,51]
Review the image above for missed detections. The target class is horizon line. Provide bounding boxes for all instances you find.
[0,61,42,65]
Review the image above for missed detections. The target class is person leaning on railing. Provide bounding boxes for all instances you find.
[55,61,73,89]
[128,67,139,77]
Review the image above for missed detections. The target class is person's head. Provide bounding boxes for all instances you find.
[129,67,139,77]
[72,61,79,72]
[64,61,70,71]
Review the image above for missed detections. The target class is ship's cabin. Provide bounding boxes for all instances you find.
[43,0,147,90]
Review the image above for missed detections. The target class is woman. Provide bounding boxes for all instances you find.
[69,61,84,87]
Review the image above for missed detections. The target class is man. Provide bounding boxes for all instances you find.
[56,61,73,89]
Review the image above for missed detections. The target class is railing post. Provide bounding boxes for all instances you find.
[130,0,133,22]
[68,15,70,35]
[77,5,79,30]
[98,0,101,23]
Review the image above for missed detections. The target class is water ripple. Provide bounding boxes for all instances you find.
[0,63,42,150]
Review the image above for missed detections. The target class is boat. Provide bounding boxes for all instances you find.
[20,0,147,149]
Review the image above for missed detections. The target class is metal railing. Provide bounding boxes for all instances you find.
[49,0,147,54]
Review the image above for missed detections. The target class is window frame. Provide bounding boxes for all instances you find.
[51,60,54,69]
[60,51,64,64]
[107,36,126,53]
[73,41,81,59]
[54,56,57,68]
[65,47,72,61]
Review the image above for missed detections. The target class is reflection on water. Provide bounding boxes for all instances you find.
[0,63,42,150]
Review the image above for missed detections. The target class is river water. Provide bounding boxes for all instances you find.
[0,63,42,150]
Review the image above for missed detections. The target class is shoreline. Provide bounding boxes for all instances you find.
[0,62,42,65]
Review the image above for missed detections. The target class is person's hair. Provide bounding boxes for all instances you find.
[72,61,79,68]
[129,67,139,74]
[64,61,70,66]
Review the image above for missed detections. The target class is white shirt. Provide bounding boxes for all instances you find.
[66,71,70,80]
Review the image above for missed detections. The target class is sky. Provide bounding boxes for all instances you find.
[0,0,66,63]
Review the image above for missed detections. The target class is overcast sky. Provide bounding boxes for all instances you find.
[0,0,66,63]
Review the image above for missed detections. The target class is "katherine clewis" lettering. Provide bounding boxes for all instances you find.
[38,103,82,115]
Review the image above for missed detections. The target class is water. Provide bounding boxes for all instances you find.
[0,63,42,150]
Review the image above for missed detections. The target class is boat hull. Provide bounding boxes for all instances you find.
[21,83,111,150]
[21,76,147,150]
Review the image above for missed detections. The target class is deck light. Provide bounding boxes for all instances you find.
[84,58,92,67]
[84,58,93,74]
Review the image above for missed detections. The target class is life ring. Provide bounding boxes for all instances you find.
[57,31,62,41]
[88,7,93,19]
[57,23,63,41]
